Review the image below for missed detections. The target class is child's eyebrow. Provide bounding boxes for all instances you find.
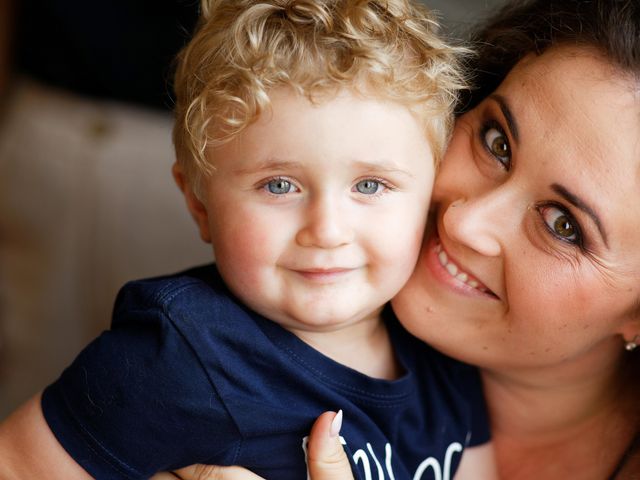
[350,159,416,178]
[233,159,303,175]
[232,158,416,177]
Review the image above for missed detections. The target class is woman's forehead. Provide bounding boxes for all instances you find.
[496,46,640,172]
[507,46,635,91]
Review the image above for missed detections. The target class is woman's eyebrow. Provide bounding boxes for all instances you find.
[490,94,519,143]
[551,183,609,248]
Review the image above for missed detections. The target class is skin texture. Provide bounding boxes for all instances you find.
[176,88,434,377]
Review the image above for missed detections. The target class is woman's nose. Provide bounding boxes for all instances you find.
[442,192,515,257]
[295,197,354,249]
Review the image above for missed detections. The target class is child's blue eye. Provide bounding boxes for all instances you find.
[266,178,294,194]
[355,179,381,195]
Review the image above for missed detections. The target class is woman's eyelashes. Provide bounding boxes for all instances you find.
[481,120,511,170]
[536,203,585,248]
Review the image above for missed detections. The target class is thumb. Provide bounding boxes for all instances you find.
[307,410,354,480]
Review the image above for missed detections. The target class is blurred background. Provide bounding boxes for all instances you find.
[0,0,507,418]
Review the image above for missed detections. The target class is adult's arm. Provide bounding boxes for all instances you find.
[0,393,92,479]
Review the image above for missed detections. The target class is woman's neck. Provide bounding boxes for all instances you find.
[482,340,636,479]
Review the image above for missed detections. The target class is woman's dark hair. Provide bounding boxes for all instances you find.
[460,0,640,112]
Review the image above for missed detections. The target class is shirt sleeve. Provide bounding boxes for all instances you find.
[41,298,241,479]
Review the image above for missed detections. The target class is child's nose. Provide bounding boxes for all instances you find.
[296,198,354,248]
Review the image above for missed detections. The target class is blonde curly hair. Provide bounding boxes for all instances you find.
[173,0,468,186]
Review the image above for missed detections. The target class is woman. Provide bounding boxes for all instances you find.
[163,0,640,478]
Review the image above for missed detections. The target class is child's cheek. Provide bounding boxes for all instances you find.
[211,210,277,285]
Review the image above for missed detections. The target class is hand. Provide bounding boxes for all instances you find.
[306,410,354,480]
[151,465,264,480]
[150,410,353,480]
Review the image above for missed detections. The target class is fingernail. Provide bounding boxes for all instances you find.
[330,410,343,438]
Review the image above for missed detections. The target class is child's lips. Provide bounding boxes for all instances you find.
[292,267,356,282]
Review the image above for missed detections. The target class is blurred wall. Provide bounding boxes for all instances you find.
[424,0,508,33]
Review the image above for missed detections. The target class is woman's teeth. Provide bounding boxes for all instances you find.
[435,243,487,293]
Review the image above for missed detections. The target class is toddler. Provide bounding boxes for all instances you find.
[0,1,496,479]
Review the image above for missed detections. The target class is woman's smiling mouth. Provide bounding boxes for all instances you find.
[426,235,498,299]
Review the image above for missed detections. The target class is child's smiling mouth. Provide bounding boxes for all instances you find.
[292,267,357,283]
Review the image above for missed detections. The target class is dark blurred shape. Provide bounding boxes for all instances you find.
[15,0,199,110]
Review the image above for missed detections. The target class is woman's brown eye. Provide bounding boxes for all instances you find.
[539,204,579,243]
[491,136,509,157]
[553,215,575,238]
[483,126,511,169]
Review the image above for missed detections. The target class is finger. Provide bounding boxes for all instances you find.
[171,464,265,480]
[149,473,181,479]
[307,410,354,480]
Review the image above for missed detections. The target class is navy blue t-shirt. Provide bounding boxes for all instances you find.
[42,264,490,479]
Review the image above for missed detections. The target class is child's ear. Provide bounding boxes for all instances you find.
[172,162,212,243]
